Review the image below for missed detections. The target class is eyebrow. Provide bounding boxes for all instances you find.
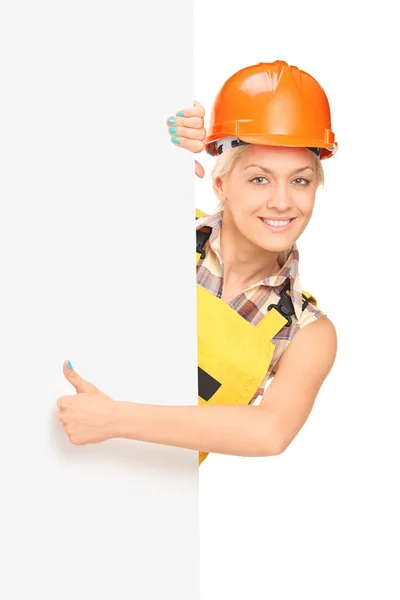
[244,164,315,174]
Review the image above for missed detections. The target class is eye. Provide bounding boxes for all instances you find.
[292,177,311,187]
[249,176,269,185]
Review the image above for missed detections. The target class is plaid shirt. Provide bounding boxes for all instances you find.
[196,211,326,401]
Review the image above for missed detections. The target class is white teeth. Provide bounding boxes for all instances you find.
[263,219,291,227]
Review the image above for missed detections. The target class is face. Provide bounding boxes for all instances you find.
[214,145,319,253]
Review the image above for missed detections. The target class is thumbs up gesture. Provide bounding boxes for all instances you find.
[56,361,117,445]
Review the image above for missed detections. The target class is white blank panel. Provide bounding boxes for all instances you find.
[0,2,198,599]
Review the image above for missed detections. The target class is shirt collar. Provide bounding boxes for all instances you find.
[196,211,304,321]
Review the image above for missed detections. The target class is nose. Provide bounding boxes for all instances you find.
[265,181,292,212]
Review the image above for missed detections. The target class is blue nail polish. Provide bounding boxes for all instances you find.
[169,126,177,134]
[176,111,184,117]
[171,136,180,144]
[169,117,176,125]
[67,361,73,370]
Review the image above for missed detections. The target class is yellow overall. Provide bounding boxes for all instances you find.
[196,209,316,465]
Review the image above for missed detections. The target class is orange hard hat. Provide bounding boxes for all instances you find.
[205,60,337,160]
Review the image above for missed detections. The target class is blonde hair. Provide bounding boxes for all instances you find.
[210,144,325,266]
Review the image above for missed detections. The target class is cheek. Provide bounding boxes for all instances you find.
[227,180,264,213]
[297,190,316,216]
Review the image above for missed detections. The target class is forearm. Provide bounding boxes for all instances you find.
[112,401,283,458]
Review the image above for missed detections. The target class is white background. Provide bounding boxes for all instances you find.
[0,2,199,599]
[195,1,400,599]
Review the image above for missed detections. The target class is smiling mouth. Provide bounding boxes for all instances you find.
[258,217,297,232]
[263,218,292,226]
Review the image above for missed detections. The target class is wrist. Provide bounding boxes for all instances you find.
[109,400,138,440]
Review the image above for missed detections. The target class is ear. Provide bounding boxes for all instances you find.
[213,176,227,203]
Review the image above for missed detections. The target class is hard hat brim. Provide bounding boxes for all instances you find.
[205,132,336,159]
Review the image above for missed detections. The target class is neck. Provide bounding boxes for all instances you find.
[220,213,283,289]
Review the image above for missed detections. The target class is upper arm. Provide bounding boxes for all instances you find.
[259,316,337,453]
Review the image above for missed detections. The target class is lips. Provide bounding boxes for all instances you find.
[259,217,297,233]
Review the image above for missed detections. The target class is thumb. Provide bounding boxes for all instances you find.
[63,360,98,394]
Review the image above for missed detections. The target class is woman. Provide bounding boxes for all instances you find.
[57,61,338,464]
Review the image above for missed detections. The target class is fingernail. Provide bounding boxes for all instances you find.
[168,117,176,125]
[171,136,180,144]
[169,126,177,134]
[176,111,184,117]
[67,361,73,370]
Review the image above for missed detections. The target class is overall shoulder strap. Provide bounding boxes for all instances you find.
[256,281,316,341]
[195,209,211,264]
[301,290,317,306]
[196,208,207,219]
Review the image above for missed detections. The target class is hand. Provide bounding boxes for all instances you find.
[56,361,119,445]
[166,100,206,178]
